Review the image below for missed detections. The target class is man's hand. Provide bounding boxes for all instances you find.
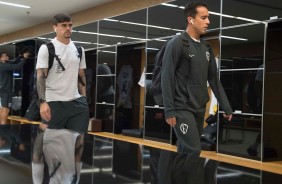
[166,117,176,127]
[40,102,51,121]
[223,114,232,121]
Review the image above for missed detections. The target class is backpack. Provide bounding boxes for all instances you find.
[24,42,82,121]
[150,33,212,105]
[45,42,82,72]
[150,33,190,105]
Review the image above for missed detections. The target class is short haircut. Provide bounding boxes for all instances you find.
[52,13,72,25]
[0,52,7,58]
[184,1,208,19]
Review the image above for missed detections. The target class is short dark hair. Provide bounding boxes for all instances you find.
[52,13,72,25]
[0,52,7,58]
[184,1,208,19]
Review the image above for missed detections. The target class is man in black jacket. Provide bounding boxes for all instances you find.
[159,1,233,184]
[0,51,29,124]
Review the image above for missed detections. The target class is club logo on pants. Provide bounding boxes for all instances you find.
[180,123,189,134]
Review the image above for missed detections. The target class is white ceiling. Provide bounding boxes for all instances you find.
[0,0,114,36]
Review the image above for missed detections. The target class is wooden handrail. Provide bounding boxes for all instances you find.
[7,115,282,175]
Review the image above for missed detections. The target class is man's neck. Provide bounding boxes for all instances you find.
[56,36,71,45]
[186,29,200,41]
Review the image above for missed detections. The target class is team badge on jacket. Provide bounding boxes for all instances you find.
[206,51,210,62]
[180,123,189,134]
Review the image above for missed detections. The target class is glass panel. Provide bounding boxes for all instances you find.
[148,0,221,39]
[96,76,115,104]
[262,171,282,184]
[112,140,142,182]
[220,70,263,114]
[95,104,114,133]
[14,40,37,116]
[222,0,282,28]
[263,20,282,161]
[114,42,146,134]
[144,108,170,143]
[92,136,114,183]
[98,9,147,46]
[217,162,261,184]
[146,39,169,107]
[218,114,262,160]
[221,24,265,70]
[80,133,95,183]
[85,49,97,118]
[97,46,116,74]
[74,22,98,50]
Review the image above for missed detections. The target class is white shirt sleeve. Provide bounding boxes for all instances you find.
[36,44,49,69]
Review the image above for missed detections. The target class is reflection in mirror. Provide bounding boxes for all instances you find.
[113,140,142,182]
[85,49,97,118]
[13,40,39,117]
[142,146,153,183]
[97,46,116,74]
[218,114,262,160]
[0,44,17,117]
[222,0,282,28]
[98,9,146,46]
[114,42,146,134]
[73,22,98,50]
[145,39,171,143]
[93,136,114,183]
[217,162,261,183]
[221,23,265,69]
[220,23,265,115]
[148,0,221,39]
[95,46,116,133]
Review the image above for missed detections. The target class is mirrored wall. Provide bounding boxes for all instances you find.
[3,2,282,182]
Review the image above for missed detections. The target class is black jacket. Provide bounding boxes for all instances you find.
[0,56,26,93]
[161,33,232,119]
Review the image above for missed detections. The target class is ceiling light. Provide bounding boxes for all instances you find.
[0,1,30,8]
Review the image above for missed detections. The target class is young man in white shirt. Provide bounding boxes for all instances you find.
[33,13,89,184]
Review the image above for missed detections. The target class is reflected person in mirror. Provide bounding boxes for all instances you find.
[0,50,30,125]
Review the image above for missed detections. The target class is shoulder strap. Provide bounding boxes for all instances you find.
[45,42,55,70]
[177,33,191,77]
[74,43,82,62]
[45,42,65,71]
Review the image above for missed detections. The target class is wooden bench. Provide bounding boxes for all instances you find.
[7,115,282,175]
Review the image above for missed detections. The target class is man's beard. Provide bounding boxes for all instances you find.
[64,32,72,38]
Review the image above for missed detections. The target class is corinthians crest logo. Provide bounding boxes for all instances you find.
[180,123,189,134]
[206,51,210,62]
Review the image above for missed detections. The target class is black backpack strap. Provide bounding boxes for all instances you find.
[45,42,65,72]
[178,33,191,77]
[74,43,82,62]
[45,42,55,70]
[74,43,85,86]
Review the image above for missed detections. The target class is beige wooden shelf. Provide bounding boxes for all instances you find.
[7,116,282,175]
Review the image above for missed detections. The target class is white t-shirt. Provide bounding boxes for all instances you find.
[36,38,86,102]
